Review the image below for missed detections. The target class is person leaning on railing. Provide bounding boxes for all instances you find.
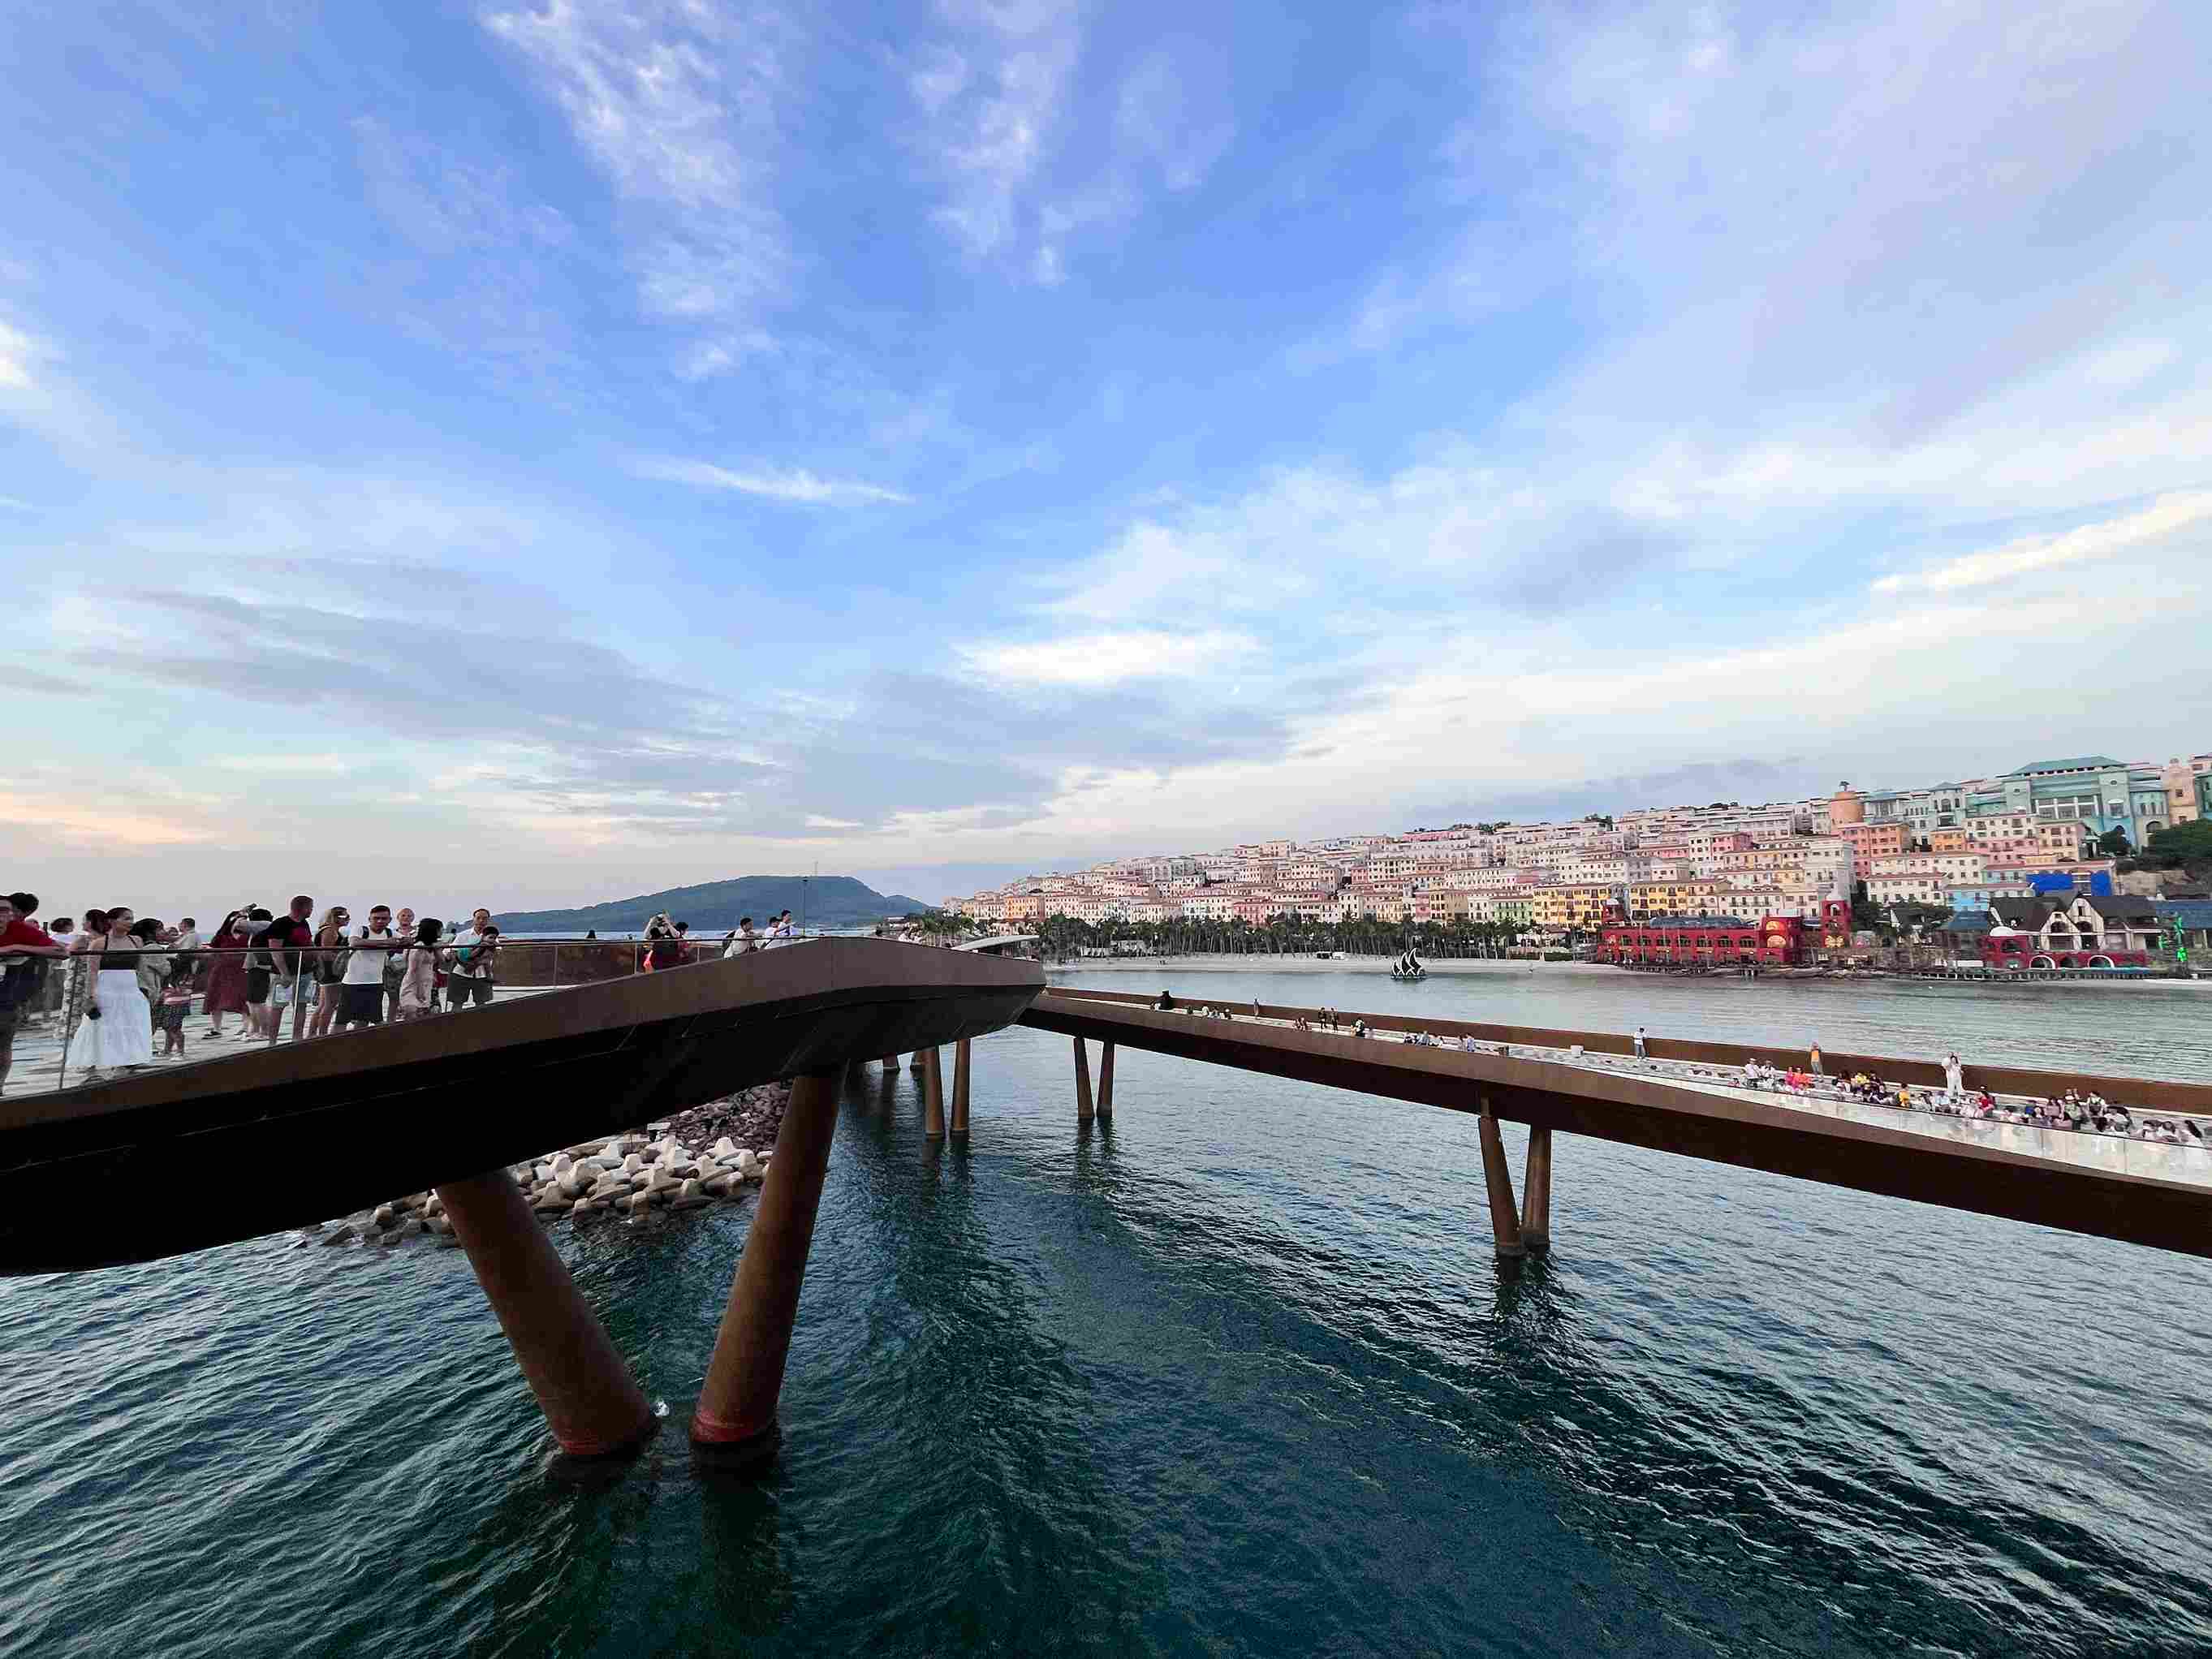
[397,918,443,1019]
[0,893,70,1092]
[442,909,498,1009]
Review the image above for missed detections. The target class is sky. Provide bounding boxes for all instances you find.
[3,0,2210,921]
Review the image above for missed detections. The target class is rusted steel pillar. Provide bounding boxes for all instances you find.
[1477,1100,1526,1260]
[1097,1041,1115,1117]
[1073,1037,1095,1123]
[692,1071,840,1459]
[951,1038,971,1135]
[923,1045,946,1137]
[436,1169,654,1459]
[1520,1126,1552,1251]
[882,1054,899,1069]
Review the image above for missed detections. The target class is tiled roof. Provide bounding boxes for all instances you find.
[2011,756,2121,774]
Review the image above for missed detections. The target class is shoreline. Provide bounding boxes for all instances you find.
[1049,954,1610,976]
[1045,954,2210,986]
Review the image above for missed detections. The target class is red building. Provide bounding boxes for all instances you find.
[1601,913,1809,967]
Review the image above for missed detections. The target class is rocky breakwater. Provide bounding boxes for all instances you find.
[299,1081,792,1249]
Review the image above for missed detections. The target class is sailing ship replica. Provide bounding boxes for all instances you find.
[1389,950,1427,981]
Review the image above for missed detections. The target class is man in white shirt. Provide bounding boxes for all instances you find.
[445,908,498,1008]
[337,905,400,1029]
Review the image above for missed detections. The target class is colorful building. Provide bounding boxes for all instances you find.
[1599,913,1809,967]
[1979,894,2161,969]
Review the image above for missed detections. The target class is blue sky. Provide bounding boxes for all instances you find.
[4,0,2210,918]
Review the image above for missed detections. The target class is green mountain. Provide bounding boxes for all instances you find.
[494,876,932,935]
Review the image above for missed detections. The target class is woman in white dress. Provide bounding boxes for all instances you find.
[65,905,157,1079]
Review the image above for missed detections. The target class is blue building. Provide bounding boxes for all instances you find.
[1963,756,2171,851]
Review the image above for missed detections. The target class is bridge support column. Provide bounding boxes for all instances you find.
[923,1046,946,1138]
[436,1169,654,1459]
[1074,1038,1095,1123]
[1520,1126,1552,1251]
[1477,1101,1526,1260]
[692,1071,840,1463]
[881,1054,899,1070]
[951,1039,971,1135]
[1097,1041,1115,1118]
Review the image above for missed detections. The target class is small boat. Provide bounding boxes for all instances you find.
[1389,951,1428,982]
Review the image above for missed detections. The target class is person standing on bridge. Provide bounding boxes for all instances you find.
[1809,1040,1824,1076]
[444,909,498,1009]
[1634,1026,1648,1060]
[1944,1051,1964,1099]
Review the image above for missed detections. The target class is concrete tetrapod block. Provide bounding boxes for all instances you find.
[691,1071,841,1469]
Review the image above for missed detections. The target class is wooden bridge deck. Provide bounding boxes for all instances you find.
[1020,989,2212,1260]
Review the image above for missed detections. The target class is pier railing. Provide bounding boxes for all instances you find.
[9,936,821,1097]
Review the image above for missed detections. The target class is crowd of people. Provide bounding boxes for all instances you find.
[1128,987,2206,1152]
[1733,1056,2205,1142]
[0,894,813,1091]
[0,891,505,1088]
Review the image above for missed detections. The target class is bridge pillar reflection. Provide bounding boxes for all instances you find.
[1477,1099,1526,1259]
[923,1046,946,1137]
[1073,1037,1095,1123]
[1097,1041,1115,1117]
[1520,1126,1552,1251]
[951,1038,971,1135]
[435,1168,655,1459]
[692,1070,840,1465]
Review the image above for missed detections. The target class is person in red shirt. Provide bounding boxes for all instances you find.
[0,891,68,1091]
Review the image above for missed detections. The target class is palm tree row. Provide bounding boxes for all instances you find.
[1023,914,1532,963]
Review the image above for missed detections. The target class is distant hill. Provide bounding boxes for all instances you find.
[494,876,931,936]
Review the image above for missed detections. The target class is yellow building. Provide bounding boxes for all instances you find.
[1529,885,1620,932]
[1628,879,1730,920]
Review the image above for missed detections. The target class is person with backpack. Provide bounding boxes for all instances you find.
[337,904,400,1031]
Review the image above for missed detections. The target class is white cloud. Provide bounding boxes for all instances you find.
[1111,50,1232,194]
[962,628,1255,687]
[910,0,1081,261]
[1872,492,2212,597]
[207,753,356,775]
[482,0,792,362]
[634,456,911,505]
[0,320,36,390]
[804,812,863,829]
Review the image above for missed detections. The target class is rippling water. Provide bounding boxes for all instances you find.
[5,969,2210,1657]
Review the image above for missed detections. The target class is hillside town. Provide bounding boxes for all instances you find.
[947,754,2212,971]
